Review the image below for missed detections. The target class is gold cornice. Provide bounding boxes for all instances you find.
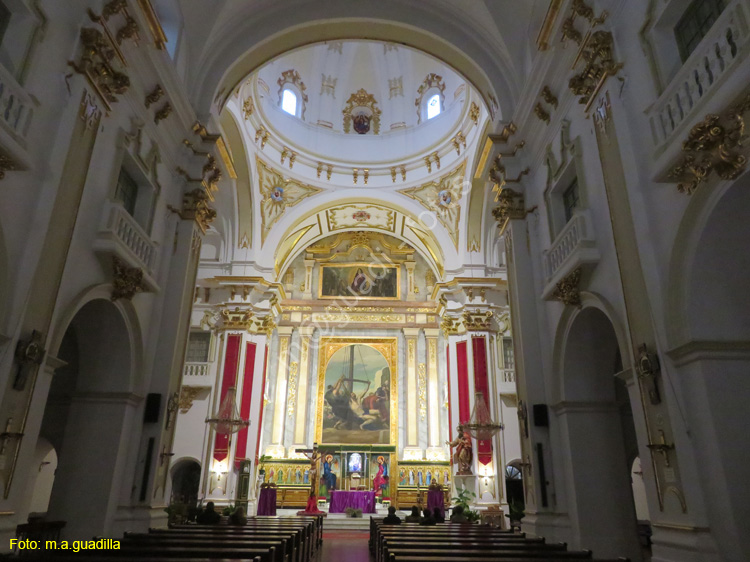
[536,0,564,51]
[216,137,237,180]
[136,0,167,49]
[210,276,287,300]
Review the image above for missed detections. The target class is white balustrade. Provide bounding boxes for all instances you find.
[649,1,750,147]
[502,369,516,383]
[544,212,588,281]
[183,362,210,377]
[101,201,157,273]
[0,62,34,146]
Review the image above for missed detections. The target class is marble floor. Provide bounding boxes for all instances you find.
[318,531,372,562]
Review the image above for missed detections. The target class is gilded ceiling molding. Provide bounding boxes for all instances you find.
[277,69,308,119]
[541,86,558,108]
[551,267,582,307]
[111,256,145,301]
[243,96,254,119]
[326,203,396,232]
[469,102,480,124]
[668,94,750,195]
[257,157,322,244]
[534,103,551,124]
[536,0,564,50]
[136,0,167,50]
[415,73,446,123]
[255,126,269,148]
[398,161,465,249]
[154,101,172,124]
[342,89,382,134]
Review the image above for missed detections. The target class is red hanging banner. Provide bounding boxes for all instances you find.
[234,342,257,468]
[472,336,493,466]
[213,334,241,463]
[456,341,470,424]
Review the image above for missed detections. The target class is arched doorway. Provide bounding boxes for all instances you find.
[558,306,642,561]
[40,298,138,539]
[505,459,524,509]
[170,459,201,506]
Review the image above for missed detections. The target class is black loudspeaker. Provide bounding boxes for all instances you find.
[533,404,549,427]
[144,393,161,423]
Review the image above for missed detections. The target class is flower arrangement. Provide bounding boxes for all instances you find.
[344,507,363,518]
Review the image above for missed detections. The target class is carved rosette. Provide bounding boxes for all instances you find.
[551,267,582,307]
[111,256,145,301]
[668,94,750,195]
[180,188,217,233]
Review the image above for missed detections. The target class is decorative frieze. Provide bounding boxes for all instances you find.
[69,27,130,110]
[463,310,493,331]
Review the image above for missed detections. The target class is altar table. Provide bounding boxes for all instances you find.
[329,490,377,514]
[257,487,277,516]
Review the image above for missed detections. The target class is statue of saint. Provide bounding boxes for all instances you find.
[447,425,474,475]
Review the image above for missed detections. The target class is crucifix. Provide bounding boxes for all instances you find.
[296,443,320,496]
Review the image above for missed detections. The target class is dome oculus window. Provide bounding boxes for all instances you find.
[281,89,297,116]
[427,94,441,119]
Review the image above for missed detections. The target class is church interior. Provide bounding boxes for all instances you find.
[0,1,748,561]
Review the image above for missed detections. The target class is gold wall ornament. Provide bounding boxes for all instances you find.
[363,169,369,184]
[0,151,21,180]
[277,69,308,119]
[418,363,427,421]
[400,166,407,181]
[154,101,172,124]
[327,164,333,180]
[111,256,145,301]
[219,307,254,331]
[441,315,462,336]
[390,167,397,183]
[668,94,750,195]
[415,73,446,123]
[451,132,466,155]
[255,126,269,148]
[469,102,480,124]
[243,96,254,119]
[534,103,551,124]
[463,310,493,331]
[432,152,441,170]
[551,267,582,307]
[144,84,163,108]
[179,386,208,413]
[68,27,130,110]
[424,156,432,173]
[288,152,297,169]
[541,86,558,109]
[353,168,358,184]
[491,187,527,234]
[342,88,382,134]
[317,162,323,178]
[568,31,622,110]
[280,147,290,166]
[561,17,583,45]
[116,16,139,44]
[179,188,217,233]
[287,362,299,417]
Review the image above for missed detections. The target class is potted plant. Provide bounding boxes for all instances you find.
[505,500,525,531]
[451,488,481,522]
[344,507,363,518]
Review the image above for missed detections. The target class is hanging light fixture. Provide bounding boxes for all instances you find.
[463,391,503,440]
[205,387,250,435]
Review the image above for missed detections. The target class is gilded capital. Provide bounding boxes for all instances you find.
[180,188,217,233]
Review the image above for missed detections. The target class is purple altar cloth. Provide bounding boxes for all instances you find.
[329,490,376,514]
[257,488,277,516]
[427,490,445,518]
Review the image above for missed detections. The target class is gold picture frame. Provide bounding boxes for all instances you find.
[315,337,399,447]
[318,263,401,300]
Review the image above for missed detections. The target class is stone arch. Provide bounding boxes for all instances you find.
[191,4,518,123]
[551,297,641,561]
[169,457,202,506]
[42,291,144,539]
[667,174,750,344]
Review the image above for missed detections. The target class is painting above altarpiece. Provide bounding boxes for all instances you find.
[316,338,398,446]
[319,263,400,300]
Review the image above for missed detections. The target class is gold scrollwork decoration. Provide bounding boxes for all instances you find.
[68,27,130,110]
[568,31,622,109]
[418,363,427,421]
[111,256,145,301]
[342,89,382,134]
[668,94,750,195]
[551,267,582,307]
[287,362,298,417]
[178,188,217,233]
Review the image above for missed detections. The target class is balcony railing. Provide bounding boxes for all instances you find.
[0,63,34,147]
[542,210,600,300]
[97,200,158,273]
[183,362,210,378]
[649,1,750,148]
[502,369,516,383]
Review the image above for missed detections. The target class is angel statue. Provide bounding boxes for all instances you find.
[446,424,473,475]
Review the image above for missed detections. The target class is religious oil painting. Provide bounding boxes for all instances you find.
[316,339,398,446]
[319,263,400,300]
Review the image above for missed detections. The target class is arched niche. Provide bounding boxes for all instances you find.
[43,297,142,539]
[553,303,642,561]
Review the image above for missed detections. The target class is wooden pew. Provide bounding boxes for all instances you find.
[123,533,289,562]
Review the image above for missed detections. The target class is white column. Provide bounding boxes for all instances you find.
[269,327,293,456]
[403,328,421,459]
[293,326,314,446]
[424,329,442,459]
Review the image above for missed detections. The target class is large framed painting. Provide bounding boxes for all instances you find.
[318,263,400,300]
[316,338,398,446]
